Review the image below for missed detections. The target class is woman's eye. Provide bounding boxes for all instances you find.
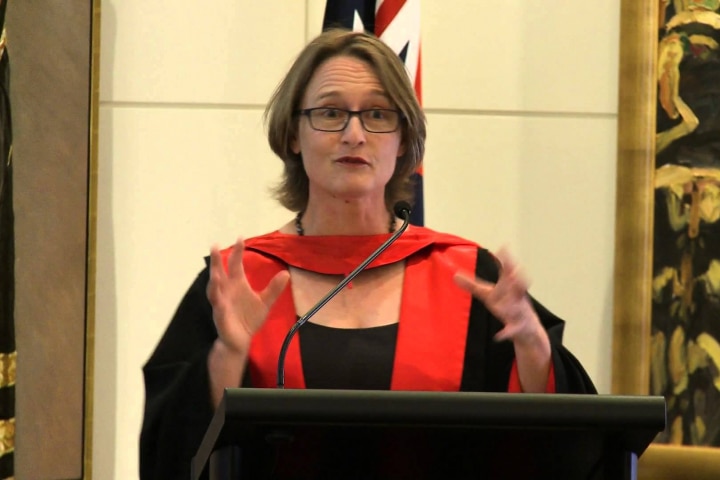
[320,108,341,118]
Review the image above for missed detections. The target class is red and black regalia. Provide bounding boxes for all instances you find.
[140,226,596,480]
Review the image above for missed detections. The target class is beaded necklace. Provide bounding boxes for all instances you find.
[294,211,396,236]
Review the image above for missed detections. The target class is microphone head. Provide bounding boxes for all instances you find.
[393,201,412,219]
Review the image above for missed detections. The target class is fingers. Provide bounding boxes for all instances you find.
[207,244,226,305]
[453,272,492,301]
[207,238,246,303]
[207,239,249,317]
[207,236,289,323]
[453,261,528,306]
[209,243,225,279]
[260,270,291,306]
[227,237,246,278]
[455,248,539,344]
[493,248,530,300]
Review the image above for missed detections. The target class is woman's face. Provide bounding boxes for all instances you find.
[291,55,404,206]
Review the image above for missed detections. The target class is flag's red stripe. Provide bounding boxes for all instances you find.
[375,0,406,37]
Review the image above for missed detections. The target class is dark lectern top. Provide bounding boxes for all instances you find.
[192,389,666,480]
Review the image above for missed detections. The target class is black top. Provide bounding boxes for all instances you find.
[300,322,398,390]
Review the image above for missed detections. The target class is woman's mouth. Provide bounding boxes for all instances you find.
[336,156,369,165]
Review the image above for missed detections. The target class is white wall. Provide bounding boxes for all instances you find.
[95,1,620,478]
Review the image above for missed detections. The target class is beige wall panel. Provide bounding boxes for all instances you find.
[423,113,524,247]
[100,0,307,104]
[306,0,328,37]
[516,115,617,394]
[96,105,288,478]
[424,113,617,393]
[423,0,620,114]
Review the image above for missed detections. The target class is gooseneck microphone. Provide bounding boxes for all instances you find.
[276,201,412,388]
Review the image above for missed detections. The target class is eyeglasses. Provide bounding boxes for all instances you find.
[295,107,403,133]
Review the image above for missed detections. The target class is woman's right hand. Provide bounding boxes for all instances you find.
[207,237,291,353]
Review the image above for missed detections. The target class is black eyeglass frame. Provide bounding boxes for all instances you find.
[294,107,404,133]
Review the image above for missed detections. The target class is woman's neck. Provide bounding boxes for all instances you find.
[295,201,395,236]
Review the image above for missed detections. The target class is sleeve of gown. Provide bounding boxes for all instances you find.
[531,297,598,394]
[463,248,597,394]
[507,361,556,393]
[139,264,220,480]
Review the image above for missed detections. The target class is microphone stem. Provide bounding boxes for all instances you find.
[276,212,411,388]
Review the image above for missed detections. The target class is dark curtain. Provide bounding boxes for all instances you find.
[0,0,15,477]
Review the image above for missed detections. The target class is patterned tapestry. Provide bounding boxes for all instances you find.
[651,1,720,446]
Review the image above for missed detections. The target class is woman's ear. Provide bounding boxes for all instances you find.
[291,137,300,155]
[397,139,406,157]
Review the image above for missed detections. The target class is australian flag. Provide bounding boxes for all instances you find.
[322,0,424,226]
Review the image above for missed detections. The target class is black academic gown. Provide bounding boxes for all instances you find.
[139,226,596,480]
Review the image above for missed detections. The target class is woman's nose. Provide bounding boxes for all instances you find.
[341,115,366,144]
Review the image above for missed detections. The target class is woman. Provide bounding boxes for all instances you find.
[140,29,595,480]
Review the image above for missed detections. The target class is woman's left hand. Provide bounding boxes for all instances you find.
[453,248,545,346]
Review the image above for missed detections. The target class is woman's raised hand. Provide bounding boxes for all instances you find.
[453,248,552,392]
[453,248,545,346]
[207,237,290,353]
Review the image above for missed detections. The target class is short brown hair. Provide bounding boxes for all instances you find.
[264,29,426,212]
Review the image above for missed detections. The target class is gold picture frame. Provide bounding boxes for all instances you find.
[85,3,101,479]
[613,1,720,478]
